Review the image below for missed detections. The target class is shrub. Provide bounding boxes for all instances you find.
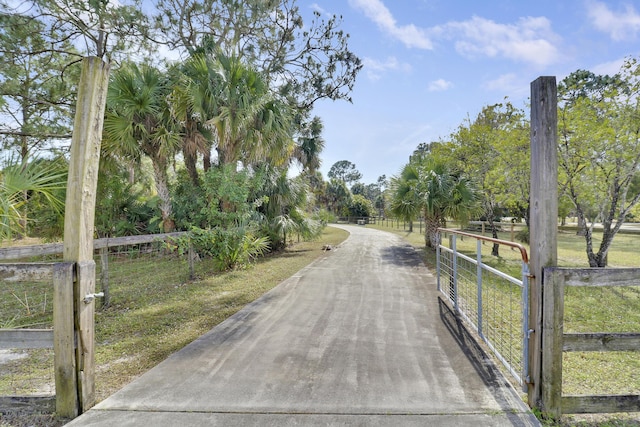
[169,226,270,271]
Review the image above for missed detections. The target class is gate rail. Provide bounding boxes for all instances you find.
[0,262,76,415]
[436,228,530,391]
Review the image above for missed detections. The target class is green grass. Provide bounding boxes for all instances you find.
[93,226,349,402]
[2,222,639,426]
[0,226,349,417]
[368,221,640,426]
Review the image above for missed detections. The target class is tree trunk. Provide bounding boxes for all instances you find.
[151,158,174,232]
[203,150,211,172]
[424,215,441,248]
[487,216,500,256]
[576,215,587,236]
[183,147,200,186]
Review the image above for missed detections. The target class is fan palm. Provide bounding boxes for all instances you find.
[418,158,481,248]
[206,53,294,169]
[390,163,421,232]
[0,158,66,241]
[102,62,181,232]
[169,53,217,185]
[294,116,325,173]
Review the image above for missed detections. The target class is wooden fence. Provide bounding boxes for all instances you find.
[0,232,189,417]
[0,262,75,416]
[542,267,640,417]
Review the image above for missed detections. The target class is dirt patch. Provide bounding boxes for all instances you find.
[0,350,28,365]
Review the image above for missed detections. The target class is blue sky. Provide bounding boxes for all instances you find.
[300,0,640,184]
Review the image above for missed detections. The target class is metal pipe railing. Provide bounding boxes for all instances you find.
[436,228,530,392]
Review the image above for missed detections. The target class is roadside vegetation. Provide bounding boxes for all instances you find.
[0,226,349,427]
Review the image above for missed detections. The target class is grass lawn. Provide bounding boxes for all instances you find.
[92,225,349,401]
[368,221,640,427]
[0,226,349,426]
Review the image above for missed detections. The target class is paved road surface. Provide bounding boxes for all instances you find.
[66,225,539,426]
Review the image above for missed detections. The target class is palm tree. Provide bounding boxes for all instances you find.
[0,158,66,242]
[102,62,181,232]
[253,165,311,248]
[294,116,325,173]
[172,50,295,181]
[418,158,480,248]
[169,53,217,185]
[390,163,421,232]
[206,53,294,169]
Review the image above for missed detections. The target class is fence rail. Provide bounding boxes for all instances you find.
[436,228,530,392]
[0,232,187,261]
[0,262,75,414]
[0,232,190,417]
[542,267,640,416]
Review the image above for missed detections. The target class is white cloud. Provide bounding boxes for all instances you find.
[428,79,453,92]
[586,0,640,41]
[436,16,561,68]
[591,57,626,76]
[483,74,529,98]
[362,56,412,80]
[310,3,327,15]
[348,0,433,49]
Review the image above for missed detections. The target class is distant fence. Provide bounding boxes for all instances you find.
[541,267,640,417]
[355,218,529,242]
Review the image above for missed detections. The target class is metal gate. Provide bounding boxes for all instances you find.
[436,228,530,392]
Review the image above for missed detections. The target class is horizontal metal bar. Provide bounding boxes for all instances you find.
[445,249,523,287]
[438,228,529,263]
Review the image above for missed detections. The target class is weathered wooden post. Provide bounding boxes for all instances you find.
[99,246,110,308]
[63,57,110,415]
[53,263,77,417]
[528,76,559,414]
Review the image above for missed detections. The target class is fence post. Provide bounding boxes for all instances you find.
[476,239,483,338]
[528,76,558,412]
[63,57,110,415]
[541,267,564,418]
[75,260,97,413]
[450,235,458,311]
[53,262,77,418]
[100,247,110,308]
[436,232,441,293]
[188,239,195,280]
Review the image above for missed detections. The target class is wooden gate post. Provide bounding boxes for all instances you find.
[528,76,559,412]
[63,57,110,414]
[53,262,77,417]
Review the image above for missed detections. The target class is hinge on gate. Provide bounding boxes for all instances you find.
[527,329,535,339]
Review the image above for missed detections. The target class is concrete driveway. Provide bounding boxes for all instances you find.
[66,225,539,426]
